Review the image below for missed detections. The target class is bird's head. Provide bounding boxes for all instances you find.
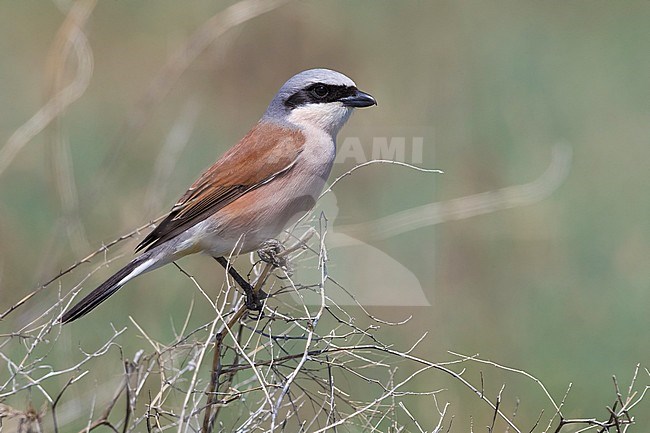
[264,68,376,137]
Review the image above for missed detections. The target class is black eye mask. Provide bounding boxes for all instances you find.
[284,84,358,109]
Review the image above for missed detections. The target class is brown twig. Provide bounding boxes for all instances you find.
[201,259,273,433]
[77,376,126,433]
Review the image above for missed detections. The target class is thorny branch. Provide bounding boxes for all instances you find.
[2,210,647,432]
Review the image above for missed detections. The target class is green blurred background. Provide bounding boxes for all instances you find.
[1,0,649,429]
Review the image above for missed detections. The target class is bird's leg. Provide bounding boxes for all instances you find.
[214,257,266,311]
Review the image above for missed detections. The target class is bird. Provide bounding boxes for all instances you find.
[60,68,376,323]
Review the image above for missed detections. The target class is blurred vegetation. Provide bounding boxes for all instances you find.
[1,0,649,430]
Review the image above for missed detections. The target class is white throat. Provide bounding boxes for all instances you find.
[286,102,353,138]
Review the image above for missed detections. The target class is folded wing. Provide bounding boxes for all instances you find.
[136,122,305,252]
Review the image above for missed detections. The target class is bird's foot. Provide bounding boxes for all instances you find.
[214,256,267,312]
[257,239,288,269]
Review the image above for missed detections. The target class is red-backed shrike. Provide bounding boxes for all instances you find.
[61,69,376,323]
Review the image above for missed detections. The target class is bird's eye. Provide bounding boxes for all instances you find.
[311,84,329,99]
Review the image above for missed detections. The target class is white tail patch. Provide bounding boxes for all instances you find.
[117,258,155,287]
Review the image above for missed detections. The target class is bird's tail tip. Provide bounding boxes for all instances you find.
[60,255,153,324]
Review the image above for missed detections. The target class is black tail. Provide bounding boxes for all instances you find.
[61,255,148,324]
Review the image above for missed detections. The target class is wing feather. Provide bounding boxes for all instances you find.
[135,122,305,252]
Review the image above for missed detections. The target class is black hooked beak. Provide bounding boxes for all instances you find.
[340,89,377,108]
